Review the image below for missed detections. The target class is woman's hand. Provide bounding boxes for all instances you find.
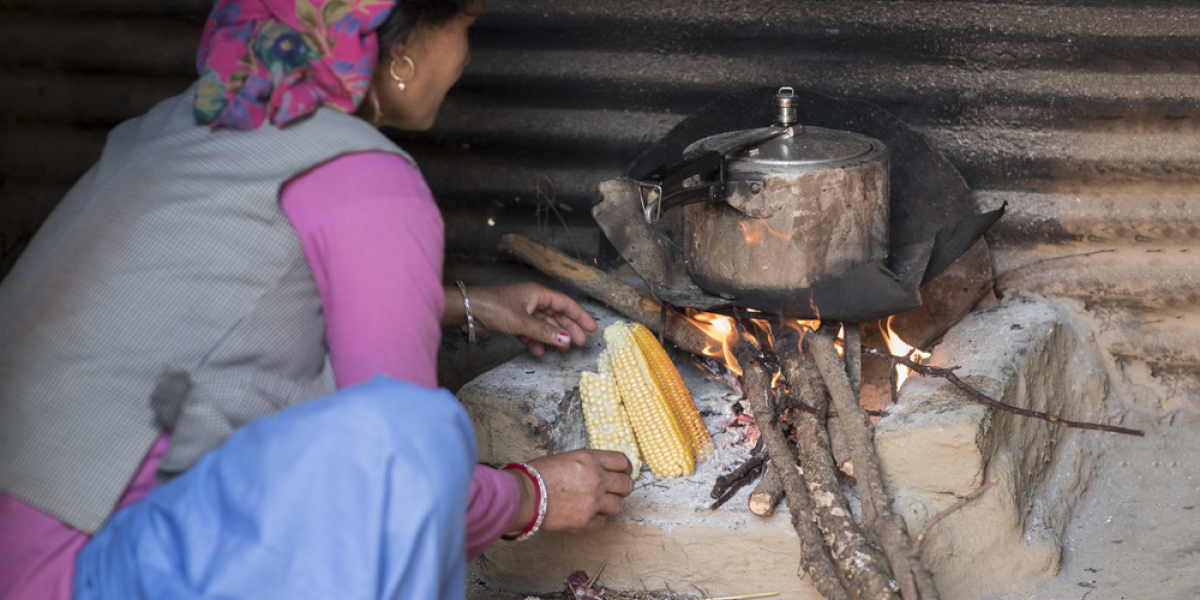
[446,282,598,356]
[504,450,635,536]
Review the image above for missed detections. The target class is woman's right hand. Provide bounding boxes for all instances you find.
[505,449,634,535]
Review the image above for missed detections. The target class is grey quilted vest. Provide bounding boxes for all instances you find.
[0,83,413,533]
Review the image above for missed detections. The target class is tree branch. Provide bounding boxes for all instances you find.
[861,347,1145,437]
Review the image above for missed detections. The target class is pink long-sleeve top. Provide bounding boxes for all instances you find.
[0,151,518,600]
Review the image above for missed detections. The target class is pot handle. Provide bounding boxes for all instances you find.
[637,151,725,224]
[637,126,788,224]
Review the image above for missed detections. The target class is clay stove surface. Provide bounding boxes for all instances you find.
[445,261,1200,600]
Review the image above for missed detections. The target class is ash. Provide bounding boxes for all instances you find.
[621,347,865,525]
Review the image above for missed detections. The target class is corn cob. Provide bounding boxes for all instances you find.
[579,368,642,478]
[629,323,714,462]
[604,322,694,478]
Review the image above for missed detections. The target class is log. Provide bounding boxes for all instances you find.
[782,346,899,600]
[736,344,852,600]
[809,324,939,600]
[498,234,715,357]
[748,466,784,517]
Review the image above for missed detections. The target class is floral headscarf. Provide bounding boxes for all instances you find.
[194,0,396,130]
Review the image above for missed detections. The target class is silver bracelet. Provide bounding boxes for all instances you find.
[455,279,475,344]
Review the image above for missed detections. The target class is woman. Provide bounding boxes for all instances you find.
[0,0,633,598]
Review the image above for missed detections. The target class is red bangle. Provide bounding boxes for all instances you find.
[500,462,547,541]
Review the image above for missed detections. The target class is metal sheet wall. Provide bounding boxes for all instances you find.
[1,0,1197,409]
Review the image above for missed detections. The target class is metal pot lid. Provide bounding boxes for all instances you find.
[682,87,882,176]
[726,126,875,170]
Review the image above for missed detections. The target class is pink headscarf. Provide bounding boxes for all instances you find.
[194,0,396,130]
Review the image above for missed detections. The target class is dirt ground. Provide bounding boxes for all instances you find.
[985,412,1200,600]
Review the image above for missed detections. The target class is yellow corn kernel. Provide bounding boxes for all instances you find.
[604,322,694,478]
[630,323,714,463]
[579,370,642,478]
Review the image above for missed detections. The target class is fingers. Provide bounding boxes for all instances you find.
[516,335,545,357]
[522,284,597,345]
[463,282,596,352]
[592,448,633,475]
[534,309,590,348]
[600,487,628,516]
[524,285,598,332]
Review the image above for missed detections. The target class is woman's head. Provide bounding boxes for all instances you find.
[367,0,484,131]
[193,0,480,131]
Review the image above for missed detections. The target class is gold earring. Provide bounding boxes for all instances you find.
[390,56,415,91]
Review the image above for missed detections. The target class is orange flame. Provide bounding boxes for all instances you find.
[881,316,931,388]
[684,310,745,375]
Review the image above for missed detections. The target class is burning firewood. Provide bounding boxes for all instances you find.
[735,342,853,600]
[809,325,938,600]
[780,340,901,600]
[498,234,716,358]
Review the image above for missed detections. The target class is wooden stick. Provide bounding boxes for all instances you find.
[748,465,785,517]
[736,344,852,600]
[844,323,862,398]
[809,326,887,525]
[810,325,939,600]
[861,347,1145,437]
[711,451,768,500]
[782,345,899,600]
[498,234,715,357]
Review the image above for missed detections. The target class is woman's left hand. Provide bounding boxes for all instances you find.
[449,282,598,355]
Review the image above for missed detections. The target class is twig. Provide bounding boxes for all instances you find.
[709,463,764,510]
[992,249,1116,285]
[862,347,1145,437]
[694,592,780,600]
[534,174,583,263]
[916,478,998,547]
[586,559,608,589]
[845,323,862,398]
[710,451,768,500]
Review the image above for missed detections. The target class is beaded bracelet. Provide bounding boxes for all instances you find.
[500,462,547,542]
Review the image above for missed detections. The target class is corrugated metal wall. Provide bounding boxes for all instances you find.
[2,0,1197,410]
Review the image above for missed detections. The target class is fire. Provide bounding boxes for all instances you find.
[881,316,931,387]
[685,310,745,375]
[684,309,822,377]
